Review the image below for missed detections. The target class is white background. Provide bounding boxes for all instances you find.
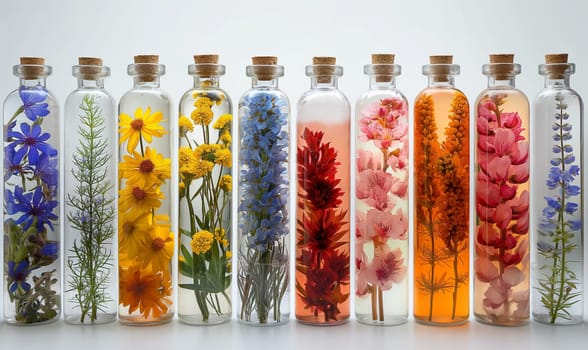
[1,0,587,348]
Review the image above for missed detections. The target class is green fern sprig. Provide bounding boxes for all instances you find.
[66,95,115,323]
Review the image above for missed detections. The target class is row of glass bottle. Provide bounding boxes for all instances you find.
[1,53,582,327]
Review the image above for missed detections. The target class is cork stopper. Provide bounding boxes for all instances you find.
[20,57,45,79]
[251,56,278,80]
[488,54,516,80]
[371,54,395,82]
[192,54,220,77]
[544,53,569,79]
[78,57,103,79]
[134,55,159,82]
[428,55,453,81]
[312,56,337,83]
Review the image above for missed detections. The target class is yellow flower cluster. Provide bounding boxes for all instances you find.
[179,115,193,137]
[213,114,232,130]
[191,97,214,126]
[118,106,173,320]
[220,174,232,192]
[191,230,214,255]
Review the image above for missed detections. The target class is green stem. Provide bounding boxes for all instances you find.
[6,106,24,126]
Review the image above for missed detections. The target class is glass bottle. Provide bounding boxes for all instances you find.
[295,56,351,325]
[474,54,530,326]
[355,54,409,325]
[118,55,174,325]
[237,56,290,326]
[64,57,117,325]
[3,57,61,324]
[413,55,470,325]
[532,53,583,325]
[178,54,232,325]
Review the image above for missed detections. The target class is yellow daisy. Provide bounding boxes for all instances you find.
[137,223,174,273]
[120,147,171,188]
[119,185,164,213]
[119,107,166,153]
[119,210,151,261]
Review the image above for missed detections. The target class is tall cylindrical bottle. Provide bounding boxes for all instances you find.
[295,56,351,325]
[355,54,408,325]
[413,55,470,325]
[3,57,61,324]
[64,57,117,324]
[237,56,290,325]
[118,55,174,325]
[178,54,232,325]
[532,53,583,325]
[474,54,530,326]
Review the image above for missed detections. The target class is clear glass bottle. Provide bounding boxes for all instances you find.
[413,55,470,326]
[474,54,530,326]
[295,56,351,325]
[178,54,232,325]
[237,56,290,326]
[64,57,117,325]
[532,53,583,325]
[118,55,174,325]
[3,57,61,324]
[355,54,409,326]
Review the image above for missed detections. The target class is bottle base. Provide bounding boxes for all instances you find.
[4,316,60,326]
[414,315,469,327]
[64,313,116,325]
[179,313,231,326]
[238,314,290,327]
[532,313,584,326]
[356,314,408,326]
[474,313,528,327]
[296,315,349,326]
[119,313,174,326]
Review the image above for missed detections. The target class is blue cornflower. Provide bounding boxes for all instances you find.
[3,145,28,181]
[7,122,57,166]
[7,186,58,232]
[7,260,31,293]
[19,86,49,121]
[33,154,58,189]
[40,241,59,259]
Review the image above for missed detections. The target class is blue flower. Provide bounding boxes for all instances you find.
[568,220,582,231]
[6,186,58,232]
[550,158,561,166]
[537,241,554,253]
[564,155,575,164]
[545,196,561,211]
[40,241,59,259]
[19,86,49,121]
[7,260,31,293]
[565,202,578,214]
[239,92,289,252]
[7,122,56,166]
[566,185,580,196]
[4,145,28,181]
[33,154,58,189]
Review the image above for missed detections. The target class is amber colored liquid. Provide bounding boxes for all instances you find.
[473,90,530,325]
[413,87,470,325]
[295,120,351,325]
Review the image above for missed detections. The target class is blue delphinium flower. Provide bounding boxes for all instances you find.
[239,92,289,253]
[5,186,58,232]
[19,86,49,121]
[7,260,32,293]
[7,122,57,166]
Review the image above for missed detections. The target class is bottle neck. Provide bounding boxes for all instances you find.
[369,76,396,89]
[77,78,104,89]
[427,75,455,87]
[544,76,570,89]
[194,76,220,88]
[311,76,338,89]
[487,75,516,88]
[251,77,278,89]
[134,76,161,88]
[19,77,46,88]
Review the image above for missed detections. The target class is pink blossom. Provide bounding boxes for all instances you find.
[509,162,529,184]
[366,209,408,241]
[477,222,500,247]
[355,248,369,296]
[494,203,513,230]
[509,142,528,165]
[508,190,529,219]
[475,256,499,283]
[500,183,517,201]
[356,149,382,172]
[355,212,367,242]
[486,156,511,182]
[357,169,398,210]
[476,203,496,222]
[477,116,491,135]
[483,281,507,309]
[501,112,525,140]
[365,248,407,291]
[479,100,498,121]
[511,211,529,235]
[477,135,496,153]
[502,266,525,287]
[493,128,515,157]
[476,179,501,208]
[511,289,530,319]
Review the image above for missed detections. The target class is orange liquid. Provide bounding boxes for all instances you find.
[413,88,470,324]
[295,120,351,325]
